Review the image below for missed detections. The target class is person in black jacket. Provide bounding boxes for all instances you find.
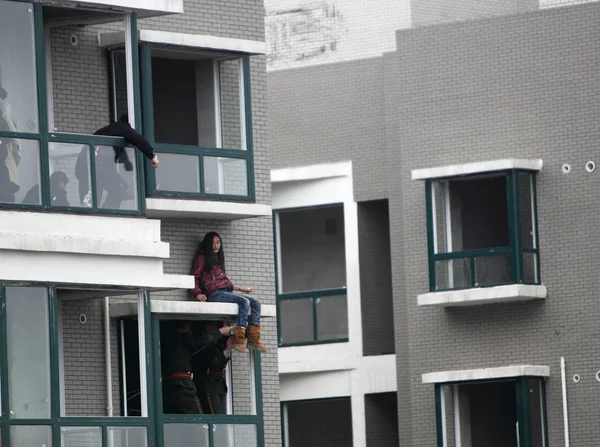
[75,113,159,209]
[161,321,233,414]
[22,170,69,206]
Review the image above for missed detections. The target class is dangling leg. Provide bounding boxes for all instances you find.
[246,297,267,352]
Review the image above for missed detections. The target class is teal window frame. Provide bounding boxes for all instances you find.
[0,2,146,215]
[276,288,349,347]
[137,45,256,202]
[0,285,266,447]
[425,169,541,292]
[150,314,265,447]
[434,377,549,447]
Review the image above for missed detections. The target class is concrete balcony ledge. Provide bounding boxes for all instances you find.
[110,300,276,318]
[417,284,547,307]
[145,198,271,220]
[59,0,184,16]
[422,365,550,384]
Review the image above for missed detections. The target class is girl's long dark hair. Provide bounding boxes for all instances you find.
[196,231,226,272]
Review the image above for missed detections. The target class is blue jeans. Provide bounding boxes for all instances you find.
[209,290,261,328]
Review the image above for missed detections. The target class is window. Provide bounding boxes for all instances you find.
[426,170,540,292]
[435,378,548,447]
[275,205,349,346]
[0,1,143,213]
[134,46,254,199]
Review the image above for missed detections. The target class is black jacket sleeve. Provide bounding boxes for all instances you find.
[183,329,223,353]
[95,122,156,160]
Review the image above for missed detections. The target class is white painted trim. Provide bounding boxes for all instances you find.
[99,30,265,55]
[145,198,271,219]
[0,233,169,259]
[411,159,543,180]
[58,0,184,15]
[274,213,283,295]
[137,292,149,417]
[271,161,352,183]
[282,404,290,447]
[120,319,128,417]
[214,60,223,148]
[45,26,55,132]
[440,385,448,447]
[422,365,550,384]
[417,284,547,307]
[110,300,276,318]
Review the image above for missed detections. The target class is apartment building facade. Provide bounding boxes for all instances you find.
[269,0,600,445]
[0,0,279,446]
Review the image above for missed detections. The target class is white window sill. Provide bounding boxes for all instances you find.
[422,365,550,384]
[110,300,276,318]
[145,198,271,220]
[417,284,547,307]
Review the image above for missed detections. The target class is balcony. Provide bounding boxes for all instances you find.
[0,1,268,221]
[413,160,547,307]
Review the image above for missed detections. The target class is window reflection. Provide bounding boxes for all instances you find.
[0,1,38,133]
[0,138,41,205]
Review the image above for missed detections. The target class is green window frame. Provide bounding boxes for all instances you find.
[136,45,256,202]
[425,169,541,292]
[434,377,549,447]
[276,288,349,347]
[0,286,266,447]
[0,2,146,215]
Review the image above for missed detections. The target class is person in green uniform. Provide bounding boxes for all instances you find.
[161,320,233,414]
[192,321,233,414]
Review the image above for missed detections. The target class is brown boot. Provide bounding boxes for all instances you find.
[247,325,268,352]
[232,326,246,353]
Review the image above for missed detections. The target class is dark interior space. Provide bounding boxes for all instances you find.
[365,392,399,447]
[286,398,353,447]
[358,199,395,355]
[465,381,517,447]
[152,57,199,146]
[453,175,509,250]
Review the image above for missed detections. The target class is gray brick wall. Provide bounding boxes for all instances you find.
[43,0,278,442]
[357,200,394,356]
[269,2,600,445]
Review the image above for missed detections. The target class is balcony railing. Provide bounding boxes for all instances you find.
[277,288,348,347]
[430,246,540,292]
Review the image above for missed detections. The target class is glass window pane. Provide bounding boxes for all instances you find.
[279,299,314,344]
[474,254,511,287]
[218,59,244,150]
[316,295,348,341]
[60,294,141,417]
[108,427,148,447]
[523,251,539,284]
[434,258,471,291]
[48,142,90,208]
[527,379,546,447]
[155,153,200,193]
[278,206,346,293]
[0,1,38,133]
[61,427,102,447]
[94,145,139,211]
[519,173,536,250]
[213,424,257,447]
[204,157,247,196]
[431,181,449,254]
[47,13,124,134]
[95,145,139,211]
[2,138,41,205]
[6,287,51,419]
[11,425,52,447]
[163,424,209,447]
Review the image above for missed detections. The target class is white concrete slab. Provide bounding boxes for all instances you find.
[111,300,276,318]
[411,158,543,180]
[417,284,547,307]
[145,198,271,219]
[422,365,550,384]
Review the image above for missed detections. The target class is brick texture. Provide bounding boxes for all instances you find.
[269,2,600,445]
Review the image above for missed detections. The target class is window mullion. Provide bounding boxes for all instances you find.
[0,286,8,422]
[516,378,532,447]
[506,171,522,284]
[434,384,445,447]
[425,181,437,291]
[34,4,50,208]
